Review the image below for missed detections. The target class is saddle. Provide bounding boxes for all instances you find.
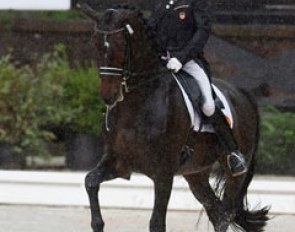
[174,70,224,115]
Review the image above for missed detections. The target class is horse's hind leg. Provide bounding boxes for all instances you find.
[149,175,173,232]
[85,154,124,232]
[184,171,230,232]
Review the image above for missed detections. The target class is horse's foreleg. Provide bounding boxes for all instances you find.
[149,176,173,232]
[85,171,105,232]
[85,155,118,232]
[184,172,230,232]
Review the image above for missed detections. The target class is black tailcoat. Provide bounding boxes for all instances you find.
[148,0,211,76]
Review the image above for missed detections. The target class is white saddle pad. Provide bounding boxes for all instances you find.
[173,75,234,133]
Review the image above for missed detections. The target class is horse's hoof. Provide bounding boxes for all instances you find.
[91,220,104,232]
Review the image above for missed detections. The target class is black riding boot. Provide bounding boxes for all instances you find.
[207,108,247,177]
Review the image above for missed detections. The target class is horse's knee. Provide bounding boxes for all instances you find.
[85,171,102,192]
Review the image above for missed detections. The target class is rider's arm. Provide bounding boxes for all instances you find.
[174,0,211,64]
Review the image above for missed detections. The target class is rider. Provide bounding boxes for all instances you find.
[148,0,247,176]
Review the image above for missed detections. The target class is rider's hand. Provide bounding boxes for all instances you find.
[166,58,182,73]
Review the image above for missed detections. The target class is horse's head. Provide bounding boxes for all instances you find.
[79,3,155,107]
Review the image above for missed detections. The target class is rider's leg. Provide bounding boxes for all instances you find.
[207,108,247,176]
[182,60,247,177]
[183,60,215,116]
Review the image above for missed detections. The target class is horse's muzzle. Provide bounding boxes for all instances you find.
[102,93,118,106]
[101,83,125,107]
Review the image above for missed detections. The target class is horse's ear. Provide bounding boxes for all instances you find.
[76,2,100,22]
[121,9,142,31]
[130,8,141,18]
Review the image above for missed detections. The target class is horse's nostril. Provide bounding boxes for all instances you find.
[103,97,113,105]
[103,93,118,106]
[100,78,121,106]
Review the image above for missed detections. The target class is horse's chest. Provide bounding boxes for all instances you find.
[115,89,169,138]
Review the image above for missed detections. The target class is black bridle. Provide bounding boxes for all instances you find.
[96,21,165,94]
[95,9,170,98]
[96,22,134,92]
[95,11,167,131]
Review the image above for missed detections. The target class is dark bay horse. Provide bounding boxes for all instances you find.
[79,3,269,232]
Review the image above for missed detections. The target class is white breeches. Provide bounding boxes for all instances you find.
[182,60,215,117]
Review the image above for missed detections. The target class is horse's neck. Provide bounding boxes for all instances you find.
[115,73,173,133]
[109,72,190,153]
[131,34,160,74]
[131,56,160,75]
[125,72,170,108]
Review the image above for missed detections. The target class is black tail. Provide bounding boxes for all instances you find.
[233,207,270,232]
[232,89,270,232]
[232,154,270,232]
[212,89,270,231]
